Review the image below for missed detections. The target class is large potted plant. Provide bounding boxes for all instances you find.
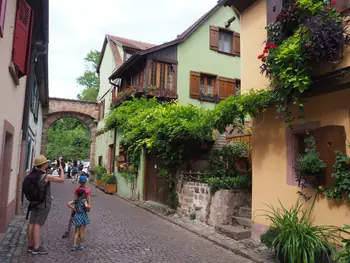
[296,136,326,188]
[94,166,106,187]
[260,198,338,263]
[103,173,117,194]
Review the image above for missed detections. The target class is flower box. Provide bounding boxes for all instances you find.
[199,91,220,103]
[105,183,116,194]
[96,180,104,187]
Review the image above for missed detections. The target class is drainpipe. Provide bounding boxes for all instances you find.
[112,128,117,173]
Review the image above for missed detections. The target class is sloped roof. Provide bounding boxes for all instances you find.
[96,34,156,73]
[219,0,257,13]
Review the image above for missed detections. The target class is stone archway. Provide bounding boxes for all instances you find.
[41,98,99,167]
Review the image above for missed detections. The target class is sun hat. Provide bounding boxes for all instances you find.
[79,175,87,183]
[34,155,49,167]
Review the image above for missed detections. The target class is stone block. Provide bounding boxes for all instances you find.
[215,224,251,240]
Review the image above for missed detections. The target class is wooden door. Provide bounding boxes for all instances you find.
[145,153,169,205]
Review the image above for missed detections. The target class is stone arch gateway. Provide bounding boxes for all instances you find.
[41,98,99,167]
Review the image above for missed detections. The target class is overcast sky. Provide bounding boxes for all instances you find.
[49,0,218,99]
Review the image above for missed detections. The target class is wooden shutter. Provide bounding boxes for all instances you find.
[209,26,219,51]
[266,0,282,24]
[218,78,228,99]
[190,71,200,99]
[112,87,116,100]
[312,126,346,189]
[335,0,350,13]
[233,32,240,56]
[226,78,236,97]
[0,0,7,38]
[13,0,32,75]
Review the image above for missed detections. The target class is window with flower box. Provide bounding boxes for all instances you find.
[148,62,174,90]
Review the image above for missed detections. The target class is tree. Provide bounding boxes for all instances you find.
[46,118,91,161]
[76,50,100,101]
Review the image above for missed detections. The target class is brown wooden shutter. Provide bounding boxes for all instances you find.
[266,0,282,24]
[13,0,32,75]
[311,126,346,189]
[0,0,7,38]
[218,78,228,99]
[190,71,200,99]
[209,26,219,51]
[233,32,240,56]
[226,78,236,97]
[335,0,350,13]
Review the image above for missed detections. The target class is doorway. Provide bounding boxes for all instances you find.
[0,120,15,233]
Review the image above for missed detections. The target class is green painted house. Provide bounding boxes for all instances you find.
[108,3,241,203]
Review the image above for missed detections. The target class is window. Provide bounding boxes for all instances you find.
[190,71,238,101]
[235,79,241,96]
[219,31,232,53]
[210,26,240,56]
[125,52,132,61]
[149,62,174,89]
[0,0,7,38]
[200,74,216,95]
[98,156,102,166]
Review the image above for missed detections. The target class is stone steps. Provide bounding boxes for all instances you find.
[238,207,251,218]
[232,216,252,229]
[215,224,251,241]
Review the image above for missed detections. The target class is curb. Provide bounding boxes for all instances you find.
[108,190,270,263]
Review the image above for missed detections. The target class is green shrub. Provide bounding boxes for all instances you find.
[119,172,135,183]
[261,198,339,263]
[297,136,326,174]
[334,224,350,263]
[103,173,116,184]
[93,166,106,180]
[205,175,249,193]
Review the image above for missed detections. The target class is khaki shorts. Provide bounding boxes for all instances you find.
[29,207,50,226]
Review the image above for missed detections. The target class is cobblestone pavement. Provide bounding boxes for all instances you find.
[0,181,254,263]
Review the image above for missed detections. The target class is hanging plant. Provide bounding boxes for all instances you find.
[260,0,350,125]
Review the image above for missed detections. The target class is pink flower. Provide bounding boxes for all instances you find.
[305,43,311,47]
[331,1,336,5]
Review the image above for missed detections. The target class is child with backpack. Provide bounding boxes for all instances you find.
[62,175,91,238]
[67,188,90,251]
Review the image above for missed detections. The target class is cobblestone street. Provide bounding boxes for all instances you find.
[0,181,254,263]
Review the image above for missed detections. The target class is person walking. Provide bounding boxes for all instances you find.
[23,155,65,255]
[62,175,91,238]
[67,188,90,251]
[71,160,78,183]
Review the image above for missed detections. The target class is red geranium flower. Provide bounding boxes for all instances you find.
[263,49,268,54]
[325,7,331,11]
[305,43,311,47]
[331,1,336,5]
[257,54,264,59]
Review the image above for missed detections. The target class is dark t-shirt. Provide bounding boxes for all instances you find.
[30,170,51,209]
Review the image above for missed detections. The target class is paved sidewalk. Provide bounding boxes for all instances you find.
[0,181,255,263]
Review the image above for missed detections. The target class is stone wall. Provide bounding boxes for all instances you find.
[177,181,251,226]
[208,189,251,226]
[177,182,211,222]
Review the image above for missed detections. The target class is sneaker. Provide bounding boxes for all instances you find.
[62,230,70,238]
[32,246,49,255]
[71,245,77,251]
[78,244,84,250]
[27,246,33,253]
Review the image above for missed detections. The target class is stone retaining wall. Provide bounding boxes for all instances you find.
[177,181,251,225]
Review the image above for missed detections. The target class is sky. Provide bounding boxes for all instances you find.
[49,0,218,99]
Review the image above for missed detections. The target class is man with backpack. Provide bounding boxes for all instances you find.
[22,155,65,255]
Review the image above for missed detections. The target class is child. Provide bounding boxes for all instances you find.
[62,175,91,238]
[67,188,90,251]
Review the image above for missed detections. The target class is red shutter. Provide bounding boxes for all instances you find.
[13,0,32,75]
[266,0,282,24]
[335,0,350,12]
[312,126,346,189]
[0,0,7,38]
[209,26,219,51]
[233,32,240,56]
[190,71,200,99]
[25,8,34,75]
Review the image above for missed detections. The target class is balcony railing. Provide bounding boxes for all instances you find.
[113,86,177,107]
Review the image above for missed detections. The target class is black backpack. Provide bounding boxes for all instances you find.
[22,170,48,219]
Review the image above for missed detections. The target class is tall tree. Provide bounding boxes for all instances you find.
[46,118,91,161]
[77,50,100,101]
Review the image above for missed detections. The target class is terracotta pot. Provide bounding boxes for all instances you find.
[105,184,116,194]
[96,180,104,187]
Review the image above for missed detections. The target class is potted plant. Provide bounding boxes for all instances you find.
[260,198,338,263]
[94,166,106,187]
[103,173,117,194]
[296,136,326,188]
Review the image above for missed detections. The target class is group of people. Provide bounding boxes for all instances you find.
[22,155,92,255]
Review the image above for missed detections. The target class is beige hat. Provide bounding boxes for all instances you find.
[34,155,49,167]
